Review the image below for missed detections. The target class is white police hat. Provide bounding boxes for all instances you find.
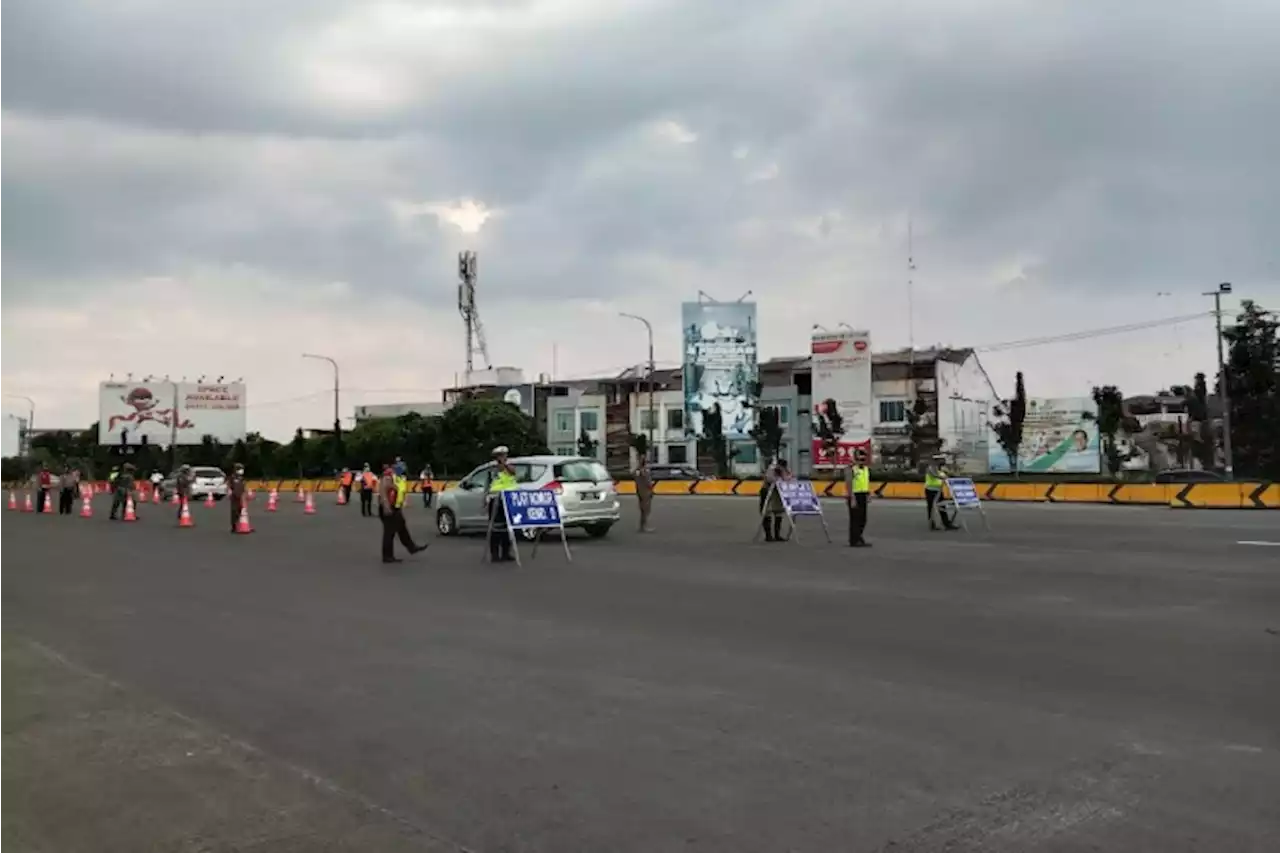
[492,445,509,456]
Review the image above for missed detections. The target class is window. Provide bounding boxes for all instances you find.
[734,443,758,464]
[553,411,573,434]
[639,408,658,431]
[667,444,688,465]
[879,400,908,423]
[579,410,599,432]
[512,463,547,483]
[774,404,790,425]
[460,464,494,490]
[666,408,684,432]
[553,445,576,457]
[555,459,610,482]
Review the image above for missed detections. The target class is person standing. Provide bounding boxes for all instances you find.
[379,463,426,563]
[760,460,789,542]
[175,464,193,520]
[339,468,354,505]
[58,465,78,515]
[109,463,137,520]
[35,463,53,513]
[924,453,959,531]
[149,470,163,501]
[485,446,519,562]
[846,452,872,547]
[359,463,377,517]
[227,464,247,532]
[420,465,435,509]
[634,455,654,533]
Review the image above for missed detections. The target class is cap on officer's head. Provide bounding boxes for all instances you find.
[492,445,509,457]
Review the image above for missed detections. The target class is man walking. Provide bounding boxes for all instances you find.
[634,455,654,532]
[924,453,960,531]
[846,451,871,547]
[379,463,426,563]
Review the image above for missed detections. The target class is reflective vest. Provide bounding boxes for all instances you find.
[393,474,408,508]
[362,472,377,489]
[341,472,354,486]
[488,471,519,493]
[924,468,947,491]
[852,467,870,494]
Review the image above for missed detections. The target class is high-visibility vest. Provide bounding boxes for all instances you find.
[488,471,519,493]
[924,469,947,490]
[393,475,408,508]
[362,472,377,489]
[852,467,870,494]
[341,472,354,486]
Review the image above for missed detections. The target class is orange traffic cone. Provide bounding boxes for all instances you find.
[43,492,54,513]
[171,492,180,505]
[266,489,278,512]
[303,492,316,515]
[123,495,138,522]
[204,491,216,508]
[337,488,347,505]
[80,492,93,518]
[23,493,34,513]
[179,499,194,528]
[153,488,161,504]
[296,486,305,503]
[247,488,256,501]
[7,492,16,511]
[235,504,253,534]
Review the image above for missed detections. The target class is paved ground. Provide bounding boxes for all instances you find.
[5,492,1279,852]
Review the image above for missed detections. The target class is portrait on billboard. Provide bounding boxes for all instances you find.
[681,302,759,440]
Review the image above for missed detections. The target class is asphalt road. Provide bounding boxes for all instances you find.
[5,492,1279,852]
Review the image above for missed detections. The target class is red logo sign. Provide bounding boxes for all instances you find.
[810,340,843,355]
[853,339,868,351]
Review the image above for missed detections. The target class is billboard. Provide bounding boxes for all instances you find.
[98,381,247,446]
[810,330,873,467]
[988,396,1100,474]
[681,301,758,440]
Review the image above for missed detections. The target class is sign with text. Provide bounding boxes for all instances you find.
[945,478,982,508]
[502,489,563,529]
[776,480,823,516]
[98,380,246,446]
[810,329,873,467]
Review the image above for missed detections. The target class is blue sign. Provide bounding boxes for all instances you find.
[502,489,563,528]
[776,480,822,516]
[945,478,981,508]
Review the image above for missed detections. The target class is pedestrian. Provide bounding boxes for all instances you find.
[379,463,426,563]
[339,468,354,505]
[634,454,654,533]
[149,470,163,501]
[759,459,787,542]
[846,451,871,547]
[57,465,76,514]
[924,453,960,531]
[174,464,193,520]
[35,463,52,513]
[109,463,137,520]
[485,446,519,562]
[359,463,377,517]
[420,465,435,509]
[227,463,246,532]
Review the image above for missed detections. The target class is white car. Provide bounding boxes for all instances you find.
[161,466,229,500]
[435,455,621,539]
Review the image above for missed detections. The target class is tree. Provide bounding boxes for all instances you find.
[904,397,931,468]
[434,399,547,474]
[749,405,784,467]
[991,372,1027,473]
[699,403,733,478]
[629,433,649,466]
[1185,372,1216,471]
[1221,300,1280,480]
[577,427,599,459]
[812,398,844,471]
[1090,385,1126,475]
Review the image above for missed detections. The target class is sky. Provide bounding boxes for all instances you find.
[4,0,1279,442]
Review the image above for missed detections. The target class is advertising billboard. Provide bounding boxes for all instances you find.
[810,330,873,467]
[681,301,758,440]
[987,396,1100,474]
[98,381,247,446]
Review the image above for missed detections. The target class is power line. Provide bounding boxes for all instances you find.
[973,311,1213,353]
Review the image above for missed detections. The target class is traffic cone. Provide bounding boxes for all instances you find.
[153,488,161,504]
[80,492,93,518]
[171,492,179,505]
[123,495,138,522]
[247,488,256,501]
[235,504,253,534]
[304,492,316,515]
[296,486,305,503]
[266,489,278,512]
[336,488,346,505]
[204,491,216,508]
[179,499,194,528]
[23,493,34,513]
[43,493,54,513]
[7,492,16,511]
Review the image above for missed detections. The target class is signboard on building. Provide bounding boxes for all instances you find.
[681,301,758,440]
[987,396,1100,474]
[98,381,246,446]
[809,330,873,467]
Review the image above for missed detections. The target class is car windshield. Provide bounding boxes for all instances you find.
[554,460,609,483]
[192,468,224,479]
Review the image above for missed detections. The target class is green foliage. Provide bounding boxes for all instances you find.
[991,372,1027,473]
[577,427,599,459]
[698,403,733,478]
[749,405,784,466]
[904,397,931,468]
[1222,300,1280,479]
[1090,384,1126,475]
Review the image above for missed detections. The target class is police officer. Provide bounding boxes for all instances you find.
[379,462,426,563]
[227,463,247,532]
[846,450,872,547]
[924,453,960,531]
[486,446,519,562]
[175,464,193,520]
[359,463,377,517]
[109,463,137,520]
[420,465,435,509]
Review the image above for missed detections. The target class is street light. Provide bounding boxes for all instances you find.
[1201,282,1234,479]
[302,353,341,462]
[619,313,656,462]
[4,394,35,456]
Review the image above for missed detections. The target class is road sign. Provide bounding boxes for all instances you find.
[944,477,989,532]
[777,480,822,516]
[485,488,572,566]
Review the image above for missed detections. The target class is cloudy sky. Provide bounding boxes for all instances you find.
[4,0,1278,441]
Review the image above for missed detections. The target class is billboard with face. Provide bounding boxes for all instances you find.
[810,330,873,467]
[681,302,758,440]
[98,381,246,445]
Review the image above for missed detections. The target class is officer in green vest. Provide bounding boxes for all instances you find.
[846,449,872,547]
[924,453,959,531]
[486,446,520,562]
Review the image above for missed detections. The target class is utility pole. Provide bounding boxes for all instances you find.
[302,353,341,466]
[620,313,656,461]
[5,395,35,456]
[1202,282,1234,479]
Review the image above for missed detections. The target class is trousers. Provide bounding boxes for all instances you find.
[637,493,652,530]
[488,498,513,561]
[360,488,374,516]
[848,493,868,544]
[59,487,76,515]
[379,507,419,560]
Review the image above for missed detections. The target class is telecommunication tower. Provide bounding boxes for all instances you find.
[457,250,491,378]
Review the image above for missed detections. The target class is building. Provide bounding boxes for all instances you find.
[353,401,451,423]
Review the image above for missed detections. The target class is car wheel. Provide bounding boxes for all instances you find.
[584,523,612,539]
[436,508,457,536]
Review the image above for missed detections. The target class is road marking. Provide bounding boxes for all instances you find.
[1237,540,1280,547]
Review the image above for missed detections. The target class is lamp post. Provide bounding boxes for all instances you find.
[1201,283,1234,479]
[302,353,341,465]
[620,313,656,462]
[4,394,35,456]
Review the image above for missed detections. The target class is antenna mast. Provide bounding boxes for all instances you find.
[907,215,916,361]
[457,251,491,381]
